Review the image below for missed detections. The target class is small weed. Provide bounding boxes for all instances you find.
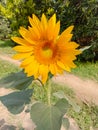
[0,59,20,78]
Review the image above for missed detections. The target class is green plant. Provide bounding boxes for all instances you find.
[0,16,11,39]
[68,103,98,130]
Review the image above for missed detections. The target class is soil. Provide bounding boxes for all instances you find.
[0,54,98,130]
[53,74,98,105]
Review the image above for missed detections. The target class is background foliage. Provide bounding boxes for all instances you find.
[0,0,98,61]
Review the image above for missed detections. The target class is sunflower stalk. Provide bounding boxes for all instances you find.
[46,79,52,106]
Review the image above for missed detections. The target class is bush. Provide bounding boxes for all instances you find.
[0,16,11,39]
[0,0,98,61]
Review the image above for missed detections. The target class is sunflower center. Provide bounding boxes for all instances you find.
[34,41,58,65]
[42,46,53,58]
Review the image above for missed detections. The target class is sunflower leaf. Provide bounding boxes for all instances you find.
[0,89,33,114]
[0,70,33,90]
[62,118,70,130]
[53,91,80,112]
[30,102,63,130]
[55,98,69,114]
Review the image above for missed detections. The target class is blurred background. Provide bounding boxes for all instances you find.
[0,0,98,62]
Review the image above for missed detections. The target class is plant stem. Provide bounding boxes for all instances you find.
[47,80,51,106]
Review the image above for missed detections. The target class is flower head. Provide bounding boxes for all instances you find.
[12,14,81,83]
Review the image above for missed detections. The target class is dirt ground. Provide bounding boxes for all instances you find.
[0,54,98,130]
[53,73,98,105]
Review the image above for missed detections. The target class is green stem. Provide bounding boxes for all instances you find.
[37,78,44,87]
[47,80,51,106]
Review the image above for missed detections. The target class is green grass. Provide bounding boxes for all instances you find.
[0,40,16,56]
[0,59,20,78]
[68,103,98,130]
[0,40,19,78]
[72,61,98,81]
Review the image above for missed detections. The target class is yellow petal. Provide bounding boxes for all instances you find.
[65,42,79,49]
[49,64,63,75]
[28,26,40,39]
[57,25,74,43]
[65,25,74,34]
[11,37,32,46]
[24,60,39,79]
[49,64,57,75]
[19,27,28,37]
[39,64,49,83]
[20,56,34,66]
[53,21,60,40]
[48,14,56,26]
[47,14,56,40]
[69,61,76,68]
[32,14,40,26]
[28,16,41,39]
[74,50,82,55]
[13,45,33,52]
[29,15,43,39]
[29,15,39,27]
[13,52,33,60]
[61,54,77,62]
[32,14,44,35]
[65,49,81,56]
[41,13,47,30]
[58,33,73,44]
[19,27,36,44]
[57,61,71,72]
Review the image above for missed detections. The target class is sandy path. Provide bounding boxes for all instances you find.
[53,74,98,105]
[0,54,20,66]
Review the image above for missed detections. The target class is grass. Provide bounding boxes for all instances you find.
[0,40,19,78]
[0,59,20,78]
[0,40,16,56]
[72,61,98,81]
[68,103,98,130]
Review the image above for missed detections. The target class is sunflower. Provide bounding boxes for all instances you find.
[12,14,81,83]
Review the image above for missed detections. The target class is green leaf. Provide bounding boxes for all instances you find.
[62,118,70,130]
[0,89,33,114]
[55,98,69,114]
[53,91,65,99]
[0,70,33,90]
[30,102,63,130]
[53,91,80,112]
